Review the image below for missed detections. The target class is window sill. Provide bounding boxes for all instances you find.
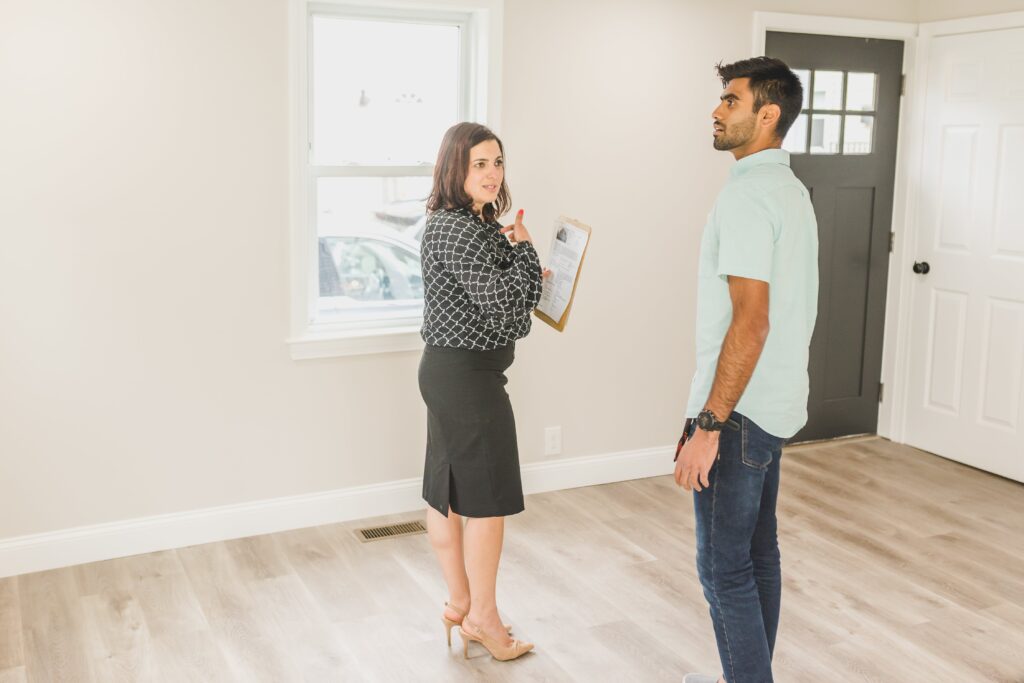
[288,324,424,360]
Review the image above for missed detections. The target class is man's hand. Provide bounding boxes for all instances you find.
[674,428,720,492]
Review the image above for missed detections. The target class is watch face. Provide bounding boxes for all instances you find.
[697,411,713,430]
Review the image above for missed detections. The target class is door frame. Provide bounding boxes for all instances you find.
[753,12,918,441]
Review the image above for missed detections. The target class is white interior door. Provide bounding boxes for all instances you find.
[903,25,1024,482]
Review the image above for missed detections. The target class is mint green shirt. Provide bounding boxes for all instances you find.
[686,149,819,438]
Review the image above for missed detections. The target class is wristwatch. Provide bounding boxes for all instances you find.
[696,409,739,432]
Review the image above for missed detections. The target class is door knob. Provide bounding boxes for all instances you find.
[913,261,930,274]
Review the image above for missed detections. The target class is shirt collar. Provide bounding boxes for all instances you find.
[730,148,790,177]
[456,205,492,225]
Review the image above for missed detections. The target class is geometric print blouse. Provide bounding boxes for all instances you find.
[420,207,543,350]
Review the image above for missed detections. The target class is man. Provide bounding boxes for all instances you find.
[676,57,818,683]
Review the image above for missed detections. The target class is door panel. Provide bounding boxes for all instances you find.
[979,299,1024,430]
[925,289,968,414]
[824,187,874,401]
[935,126,977,251]
[765,32,904,442]
[994,126,1024,257]
[903,26,1024,482]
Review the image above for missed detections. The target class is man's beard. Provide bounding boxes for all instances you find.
[713,117,756,151]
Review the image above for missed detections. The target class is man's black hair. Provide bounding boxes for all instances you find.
[717,57,803,139]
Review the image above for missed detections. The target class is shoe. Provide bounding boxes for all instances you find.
[440,602,511,647]
[458,618,534,661]
[683,675,720,683]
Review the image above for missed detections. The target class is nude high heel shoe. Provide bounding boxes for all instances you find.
[441,602,467,647]
[458,618,533,661]
[441,602,511,647]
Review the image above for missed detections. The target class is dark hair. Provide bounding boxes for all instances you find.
[426,122,510,222]
[716,57,803,139]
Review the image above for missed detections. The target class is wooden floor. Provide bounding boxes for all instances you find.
[2,438,1023,682]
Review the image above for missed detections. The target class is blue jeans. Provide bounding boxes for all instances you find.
[692,413,786,683]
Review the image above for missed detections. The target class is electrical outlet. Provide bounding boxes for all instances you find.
[544,426,562,456]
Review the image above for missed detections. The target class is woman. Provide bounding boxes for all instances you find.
[419,122,542,661]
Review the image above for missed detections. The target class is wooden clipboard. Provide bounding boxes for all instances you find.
[534,216,591,332]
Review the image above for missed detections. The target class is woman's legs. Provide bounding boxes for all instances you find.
[464,515,511,643]
[426,506,471,619]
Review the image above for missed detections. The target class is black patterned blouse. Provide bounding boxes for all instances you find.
[420,207,543,350]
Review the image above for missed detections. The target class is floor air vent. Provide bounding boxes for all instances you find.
[355,520,427,543]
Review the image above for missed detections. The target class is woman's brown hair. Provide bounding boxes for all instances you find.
[426,122,511,222]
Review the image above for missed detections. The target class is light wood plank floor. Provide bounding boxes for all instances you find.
[3,438,1023,682]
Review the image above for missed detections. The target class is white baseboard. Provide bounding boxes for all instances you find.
[0,445,673,579]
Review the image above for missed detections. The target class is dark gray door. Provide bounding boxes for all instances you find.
[765,32,904,442]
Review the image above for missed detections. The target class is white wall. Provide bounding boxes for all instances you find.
[918,0,1024,22]
[0,0,920,543]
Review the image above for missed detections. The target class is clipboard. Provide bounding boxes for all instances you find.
[534,216,591,332]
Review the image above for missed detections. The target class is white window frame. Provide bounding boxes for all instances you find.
[287,0,502,359]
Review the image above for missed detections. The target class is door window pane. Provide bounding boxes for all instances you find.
[312,16,461,165]
[782,113,808,154]
[793,69,811,110]
[810,114,842,154]
[844,114,874,154]
[846,72,877,111]
[812,70,844,110]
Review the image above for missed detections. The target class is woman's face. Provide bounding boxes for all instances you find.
[463,139,504,213]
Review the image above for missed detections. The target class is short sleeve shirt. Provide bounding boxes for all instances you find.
[685,149,819,438]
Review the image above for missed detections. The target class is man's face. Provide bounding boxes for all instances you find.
[712,77,758,151]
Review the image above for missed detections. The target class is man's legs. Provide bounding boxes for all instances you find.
[693,414,785,683]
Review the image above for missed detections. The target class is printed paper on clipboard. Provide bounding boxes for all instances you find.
[534,216,591,332]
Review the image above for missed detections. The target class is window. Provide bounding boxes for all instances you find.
[783,70,878,156]
[289,2,497,358]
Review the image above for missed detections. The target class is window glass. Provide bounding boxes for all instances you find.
[812,70,844,110]
[810,114,842,154]
[844,114,874,154]
[846,72,877,112]
[315,177,429,322]
[312,16,461,165]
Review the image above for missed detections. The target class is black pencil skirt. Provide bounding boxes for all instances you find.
[418,343,525,518]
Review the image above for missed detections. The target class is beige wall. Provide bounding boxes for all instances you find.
[0,0,921,540]
[918,0,1024,21]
